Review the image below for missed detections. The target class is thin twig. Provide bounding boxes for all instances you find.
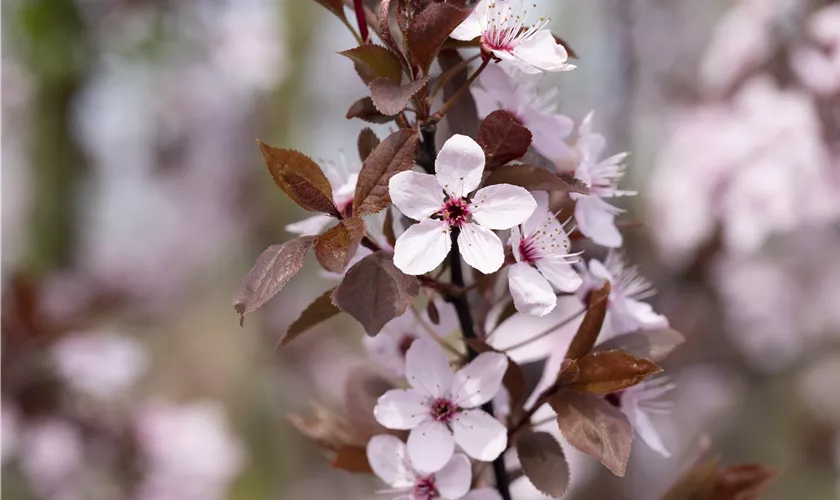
[430,53,481,99]
[428,58,490,125]
[500,308,586,353]
[353,0,369,42]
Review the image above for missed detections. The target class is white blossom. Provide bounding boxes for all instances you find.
[617,378,675,458]
[373,338,508,472]
[450,1,575,75]
[367,434,487,499]
[472,65,574,161]
[508,192,582,316]
[389,134,536,275]
[286,157,359,236]
[364,302,459,378]
[579,252,668,336]
[569,112,635,248]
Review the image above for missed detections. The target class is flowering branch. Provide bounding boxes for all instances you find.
[429,58,489,125]
[352,0,369,43]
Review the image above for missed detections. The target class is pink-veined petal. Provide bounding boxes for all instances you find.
[536,258,583,293]
[511,30,575,73]
[405,338,454,399]
[508,262,557,316]
[574,196,623,248]
[374,389,430,430]
[463,488,504,500]
[407,420,455,473]
[621,395,670,458]
[389,171,445,221]
[435,135,486,198]
[477,64,521,110]
[450,351,508,409]
[451,409,507,462]
[366,435,416,488]
[471,184,537,230]
[457,222,505,274]
[393,219,452,275]
[285,214,334,236]
[509,225,523,263]
[433,453,472,499]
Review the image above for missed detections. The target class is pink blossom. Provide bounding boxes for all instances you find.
[373,339,508,472]
[389,134,536,275]
[450,1,575,75]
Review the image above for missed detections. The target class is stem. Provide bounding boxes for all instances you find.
[428,58,489,125]
[340,15,364,45]
[416,124,437,174]
[448,230,512,500]
[430,53,481,99]
[353,0,369,43]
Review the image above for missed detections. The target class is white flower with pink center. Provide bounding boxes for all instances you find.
[569,112,636,248]
[285,157,359,236]
[389,134,536,275]
[508,192,583,316]
[373,338,508,473]
[580,251,668,336]
[367,435,501,500]
[473,65,574,161]
[450,1,576,75]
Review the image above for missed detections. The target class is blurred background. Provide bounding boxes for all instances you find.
[2,0,840,498]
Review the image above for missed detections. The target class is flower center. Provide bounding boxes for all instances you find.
[429,398,458,423]
[481,1,549,52]
[413,476,439,499]
[519,235,541,264]
[441,198,471,228]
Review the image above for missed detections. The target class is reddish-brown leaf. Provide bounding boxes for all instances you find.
[313,0,347,21]
[280,288,341,347]
[369,76,429,116]
[711,464,779,500]
[382,207,397,248]
[478,110,533,168]
[357,128,380,162]
[558,350,662,394]
[233,237,316,325]
[516,431,571,498]
[332,446,373,474]
[332,251,420,336]
[565,280,611,360]
[550,389,633,476]
[594,327,685,362]
[406,3,474,72]
[346,97,395,124]
[340,44,403,85]
[484,164,589,195]
[314,217,367,274]
[259,141,339,217]
[426,299,440,325]
[353,129,419,216]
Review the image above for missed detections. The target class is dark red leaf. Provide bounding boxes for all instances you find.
[369,76,429,116]
[478,110,533,168]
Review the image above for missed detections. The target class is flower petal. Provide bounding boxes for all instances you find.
[574,196,623,248]
[511,30,575,73]
[451,351,508,408]
[522,191,550,236]
[366,434,416,487]
[393,219,452,275]
[522,109,574,161]
[622,396,670,458]
[433,454,472,499]
[509,225,523,263]
[508,262,557,316]
[536,258,583,293]
[471,184,537,230]
[457,222,505,274]
[408,420,455,473]
[477,64,521,110]
[374,389,430,430]
[435,134,485,198]
[389,171,445,221]
[405,338,454,399]
[610,298,669,335]
[285,214,334,236]
[451,409,507,462]
[449,10,483,41]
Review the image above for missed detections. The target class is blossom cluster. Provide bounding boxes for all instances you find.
[234,0,700,498]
